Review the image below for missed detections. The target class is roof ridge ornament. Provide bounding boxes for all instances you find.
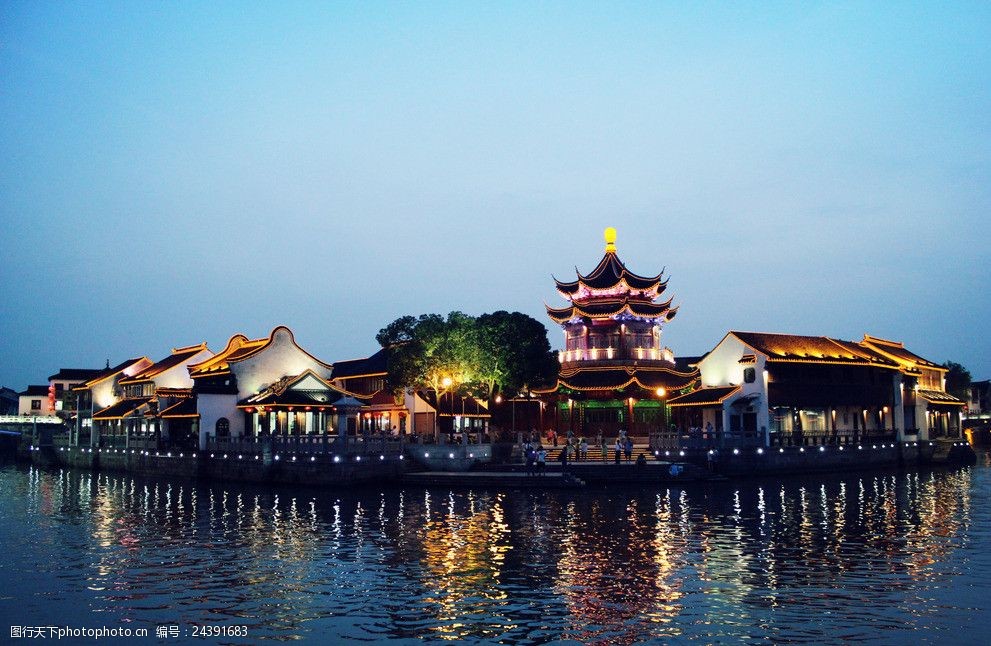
[604,226,617,253]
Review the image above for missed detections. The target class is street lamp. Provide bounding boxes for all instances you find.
[441,376,453,442]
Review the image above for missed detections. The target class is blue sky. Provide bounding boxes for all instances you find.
[1,2,989,388]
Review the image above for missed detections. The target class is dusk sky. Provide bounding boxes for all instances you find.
[1,2,989,390]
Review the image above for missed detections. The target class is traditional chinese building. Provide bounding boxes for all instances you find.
[536,228,699,439]
[91,343,212,449]
[667,331,966,447]
[188,326,334,448]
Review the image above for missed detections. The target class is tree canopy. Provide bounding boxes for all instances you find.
[943,360,972,401]
[376,311,558,399]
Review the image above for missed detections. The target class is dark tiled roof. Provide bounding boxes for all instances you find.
[546,298,676,323]
[47,368,103,382]
[120,345,208,384]
[239,370,359,408]
[674,355,705,372]
[159,398,198,418]
[731,332,898,367]
[860,335,943,370]
[917,389,965,405]
[332,347,390,379]
[555,251,665,294]
[668,386,741,407]
[75,358,148,390]
[20,385,51,397]
[188,334,268,377]
[538,366,698,394]
[93,397,152,419]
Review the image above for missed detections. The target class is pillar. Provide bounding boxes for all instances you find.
[893,374,906,441]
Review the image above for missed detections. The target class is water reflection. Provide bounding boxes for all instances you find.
[0,459,985,643]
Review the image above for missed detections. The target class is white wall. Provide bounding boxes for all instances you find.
[232,328,332,396]
[696,334,771,441]
[152,349,212,389]
[197,393,240,448]
[18,395,47,416]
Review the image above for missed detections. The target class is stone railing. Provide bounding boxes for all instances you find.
[205,435,407,456]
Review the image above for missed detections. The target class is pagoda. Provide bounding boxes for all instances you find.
[537,228,699,439]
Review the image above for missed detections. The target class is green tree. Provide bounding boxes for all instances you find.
[376,310,557,400]
[475,311,558,398]
[943,361,972,400]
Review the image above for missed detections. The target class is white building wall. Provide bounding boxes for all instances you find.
[232,328,332,396]
[695,335,771,444]
[197,393,240,448]
[18,395,48,416]
[152,349,212,389]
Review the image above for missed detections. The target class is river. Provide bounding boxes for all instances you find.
[1,454,989,644]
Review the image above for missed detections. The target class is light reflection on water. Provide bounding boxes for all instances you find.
[1,455,990,644]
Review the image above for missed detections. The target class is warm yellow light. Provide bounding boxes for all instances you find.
[604,226,617,252]
[441,377,452,388]
[655,387,666,397]
[495,395,502,404]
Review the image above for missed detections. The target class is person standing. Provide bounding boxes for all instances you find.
[614,437,622,464]
[624,436,633,462]
[536,447,547,475]
[524,441,535,476]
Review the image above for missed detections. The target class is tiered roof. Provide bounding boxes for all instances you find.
[535,364,697,395]
[548,227,677,324]
[546,297,676,325]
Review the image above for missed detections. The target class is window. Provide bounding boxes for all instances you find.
[743,368,756,383]
[216,417,230,437]
[31,399,41,410]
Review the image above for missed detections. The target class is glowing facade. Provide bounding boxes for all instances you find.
[538,228,699,438]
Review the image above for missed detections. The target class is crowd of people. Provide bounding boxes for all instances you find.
[520,428,641,474]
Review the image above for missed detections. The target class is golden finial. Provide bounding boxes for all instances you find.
[604,226,617,252]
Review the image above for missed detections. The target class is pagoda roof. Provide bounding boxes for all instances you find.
[553,228,667,297]
[668,386,741,407]
[93,397,152,420]
[554,252,665,295]
[120,343,210,385]
[546,297,676,324]
[535,365,698,394]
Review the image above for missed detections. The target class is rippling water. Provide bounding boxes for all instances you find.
[1,454,990,644]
